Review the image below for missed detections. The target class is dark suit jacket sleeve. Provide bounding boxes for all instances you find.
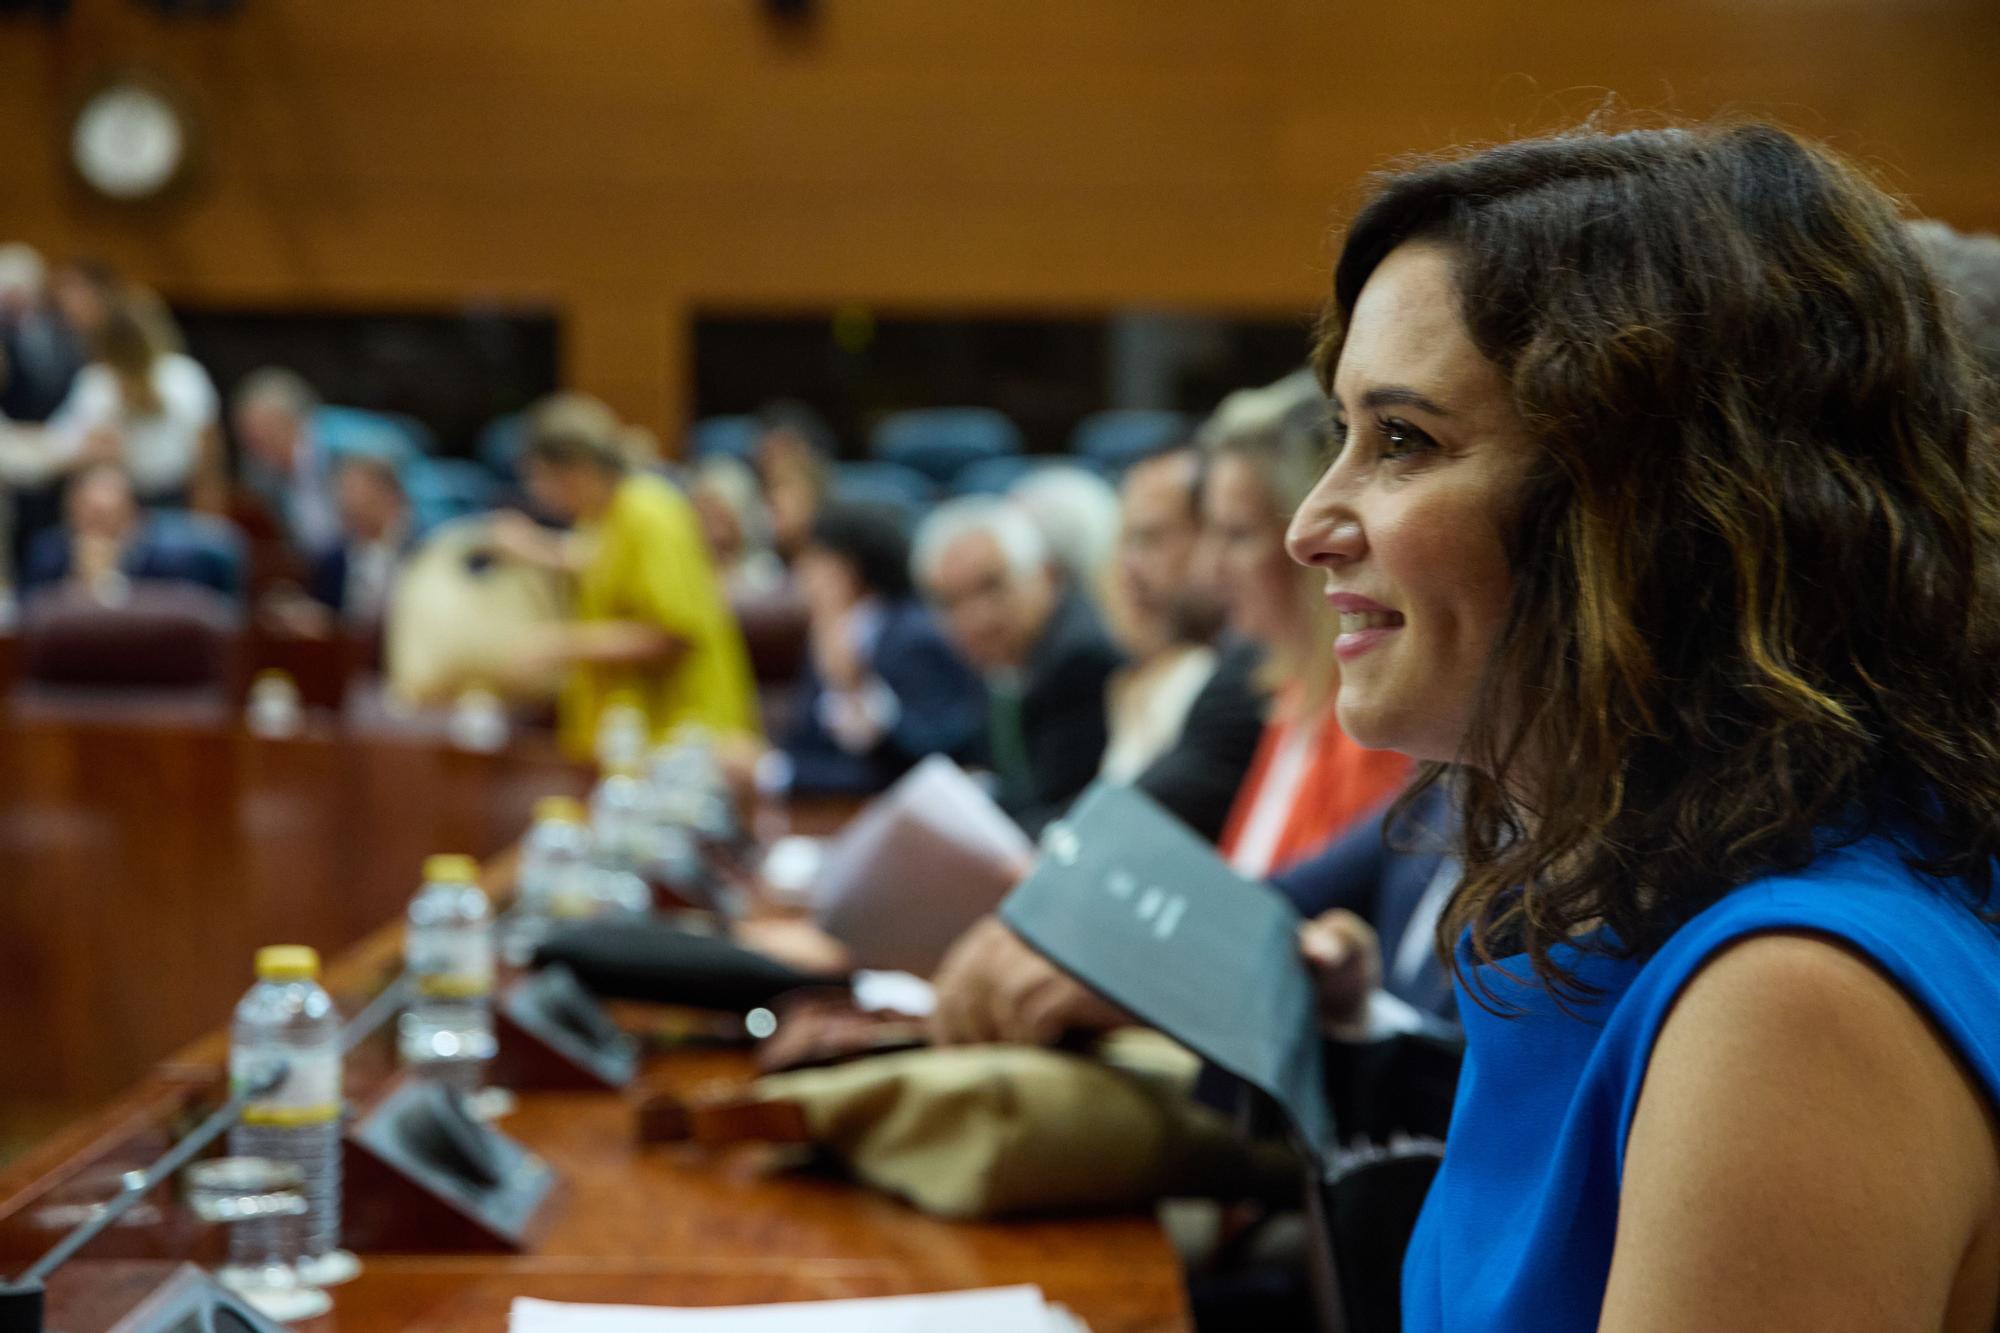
[306,547,348,612]
[1267,809,1394,920]
[19,530,69,594]
[1014,640,1120,837]
[1132,639,1269,844]
[779,666,880,795]
[875,608,986,764]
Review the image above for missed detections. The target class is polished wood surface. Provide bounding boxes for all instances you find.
[0,713,588,1130]
[0,797,1191,1331]
[3,1,1997,435]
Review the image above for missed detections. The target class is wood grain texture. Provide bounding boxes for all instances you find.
[0,715,588,1118]
[0,807,1191,1332]
[2,0,1995,435]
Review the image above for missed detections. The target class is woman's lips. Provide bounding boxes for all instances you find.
[1331,604,1405,661]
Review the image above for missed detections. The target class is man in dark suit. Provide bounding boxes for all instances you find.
[302,452,419,626]
[914,495,1122,835]
[774,499,986,794]
[1283,780,1457,1025]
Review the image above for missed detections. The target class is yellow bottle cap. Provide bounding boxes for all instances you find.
[534,796,586,825]
[255,945,320,981]
[424,854,479,883]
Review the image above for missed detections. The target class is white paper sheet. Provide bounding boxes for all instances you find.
[509,1285,1087,1333]
[810,755,1034,974]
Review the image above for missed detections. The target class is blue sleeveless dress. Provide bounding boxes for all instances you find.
[1401,836,2000,1330]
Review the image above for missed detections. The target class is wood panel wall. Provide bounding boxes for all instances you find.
[2,0,1996,440]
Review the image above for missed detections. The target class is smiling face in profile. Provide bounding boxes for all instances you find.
[1286,240,1537,765]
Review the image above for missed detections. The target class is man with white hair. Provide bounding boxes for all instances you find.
[1007,462,1120,594]
[913,495,1121,834]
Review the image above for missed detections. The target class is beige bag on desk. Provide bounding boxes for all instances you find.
[652,1030,1301,1220]
[385,516,572,706]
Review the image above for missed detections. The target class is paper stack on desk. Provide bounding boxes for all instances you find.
[509,1286,1087,1332]
[809,754,1034,975]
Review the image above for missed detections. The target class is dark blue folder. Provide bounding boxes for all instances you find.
[998,782,1337,1169]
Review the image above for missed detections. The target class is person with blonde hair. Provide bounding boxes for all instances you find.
[487,392,760,758]
[43,286,221,507]
[1201,370,1407,879]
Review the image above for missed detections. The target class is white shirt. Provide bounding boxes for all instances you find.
[1100,644,1217,784]
[47,354,218,498]
[343,525,407,625]
[1227,718,1317,880]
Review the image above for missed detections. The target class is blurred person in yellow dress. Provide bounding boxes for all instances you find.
[486,393,760,759]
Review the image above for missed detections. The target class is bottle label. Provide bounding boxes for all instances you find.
[549,867,597,919]
[233,1046,342,1126]
[409,928,495,998]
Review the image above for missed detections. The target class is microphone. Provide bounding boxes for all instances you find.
[0,973,413,1331]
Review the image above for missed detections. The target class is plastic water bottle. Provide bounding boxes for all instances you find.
[595,692,650,777]
[226,946,343,1285]
[399,855,497,1092]
[506,796,594,963]
[246,670,304,740]
[587,775,655,917]
[447,684,510,754]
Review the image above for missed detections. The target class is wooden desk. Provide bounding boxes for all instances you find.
[0,785,1193,1331]
[0,715,588,1139]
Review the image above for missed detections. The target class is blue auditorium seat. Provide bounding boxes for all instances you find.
[830,459,937,520]
[476,410,529,480]
[870,407,1022,486]
[689,414,762,463]
[1069,409,1193,477]
[418,457,503,520]
[147,510,248,601]
[949,453,1044,497]
[313,405,435,462]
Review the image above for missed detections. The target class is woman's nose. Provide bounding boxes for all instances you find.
[1287,481,1363,569]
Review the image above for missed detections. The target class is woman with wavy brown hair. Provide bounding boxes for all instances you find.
[1287,124,2000,1330]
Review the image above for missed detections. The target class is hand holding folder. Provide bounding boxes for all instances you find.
[997,782,1339,1171]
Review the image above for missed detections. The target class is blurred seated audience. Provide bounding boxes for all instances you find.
[232,367,354,558]
[260,452,420,638]
[39,286,221,508]
[1202,371,1408,879]
[914,495,1121,834]
[487,392,761,758]
[746,441,1269,975]
[751,400,834,565]
[754,499,985,795]
[1007,463,1122,598]
[1099,447,1224,781]
[690,454,787,596]
[926,371,1409,1047]
[20,461,237,602]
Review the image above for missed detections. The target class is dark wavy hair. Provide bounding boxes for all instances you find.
[1313,124,2000,1003]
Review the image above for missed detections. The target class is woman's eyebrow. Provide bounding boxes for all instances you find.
[1359,385,1452,416]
